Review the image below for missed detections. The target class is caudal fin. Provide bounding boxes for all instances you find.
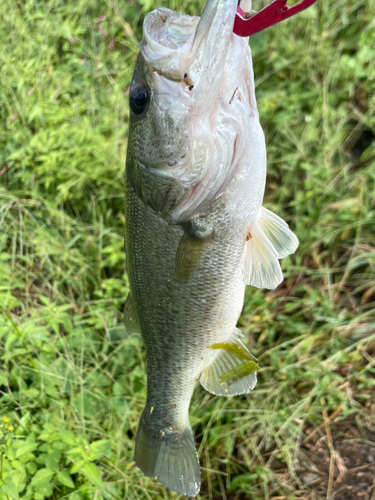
[135,414,201,496]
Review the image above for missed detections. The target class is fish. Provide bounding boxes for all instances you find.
[124,0,299,496]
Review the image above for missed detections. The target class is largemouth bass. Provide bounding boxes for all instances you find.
[124,0,298,495]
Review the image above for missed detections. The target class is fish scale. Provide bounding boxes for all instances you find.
[124,0,298,495]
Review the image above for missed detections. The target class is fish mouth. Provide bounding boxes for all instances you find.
[141,8,199,82]
[141,0,239,89]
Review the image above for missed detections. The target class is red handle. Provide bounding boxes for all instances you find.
[233,0,319,37]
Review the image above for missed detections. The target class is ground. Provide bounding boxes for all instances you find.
[0,0,374,499]
[269,388,375,500]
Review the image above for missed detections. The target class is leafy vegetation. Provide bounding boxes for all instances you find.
[0,0,374,499]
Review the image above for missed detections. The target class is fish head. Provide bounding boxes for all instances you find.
[128,9,197,170]
[127,0,261,219]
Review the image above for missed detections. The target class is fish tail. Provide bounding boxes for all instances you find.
[135,413,201,496]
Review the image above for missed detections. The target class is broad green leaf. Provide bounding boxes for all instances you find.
[26,461,38,475]
[70,460,86,474]
[56,471,75,488]
[72,393,104,418]
[45,384,59,398]
[58,429,76,446]
[30,468,54,487]
[66,446,85,457]
[9,460,26,475]
[81,462,103,487]
[1,479,20,499]
[44,454,59,471]
[15,443,38,459]
[68,493,83,500]
[53,441,68,451]
[88,439,110,460]
[6,447,16,461]
[48,448,62,462]
[7,469,26,492]
[33,482,53,498]
[23,388,40,398]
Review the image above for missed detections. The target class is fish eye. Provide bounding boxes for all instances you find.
[130,85,148,115]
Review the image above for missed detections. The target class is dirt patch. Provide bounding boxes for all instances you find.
[299,422,375,500]
[204,388,375,500]
[271,388,375,500]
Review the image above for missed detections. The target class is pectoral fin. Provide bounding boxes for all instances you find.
[200,329,258,397]
[242,207,299,290]
[257,207,299,259]
[242,223,283,289]
[174,231,213,283]
[123,294,140,333]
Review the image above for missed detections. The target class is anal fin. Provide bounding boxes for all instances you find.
[200,329,258,397]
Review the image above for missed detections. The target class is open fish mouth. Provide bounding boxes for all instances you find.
[141,0,239,91]
[141,9,199,82]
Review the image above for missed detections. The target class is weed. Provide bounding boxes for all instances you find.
[0,0,374,499]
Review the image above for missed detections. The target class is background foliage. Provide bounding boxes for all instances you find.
[0,0,374,498]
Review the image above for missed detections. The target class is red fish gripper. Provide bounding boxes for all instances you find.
[233,0,319,37]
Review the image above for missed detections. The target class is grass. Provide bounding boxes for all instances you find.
[0,0,374,499]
